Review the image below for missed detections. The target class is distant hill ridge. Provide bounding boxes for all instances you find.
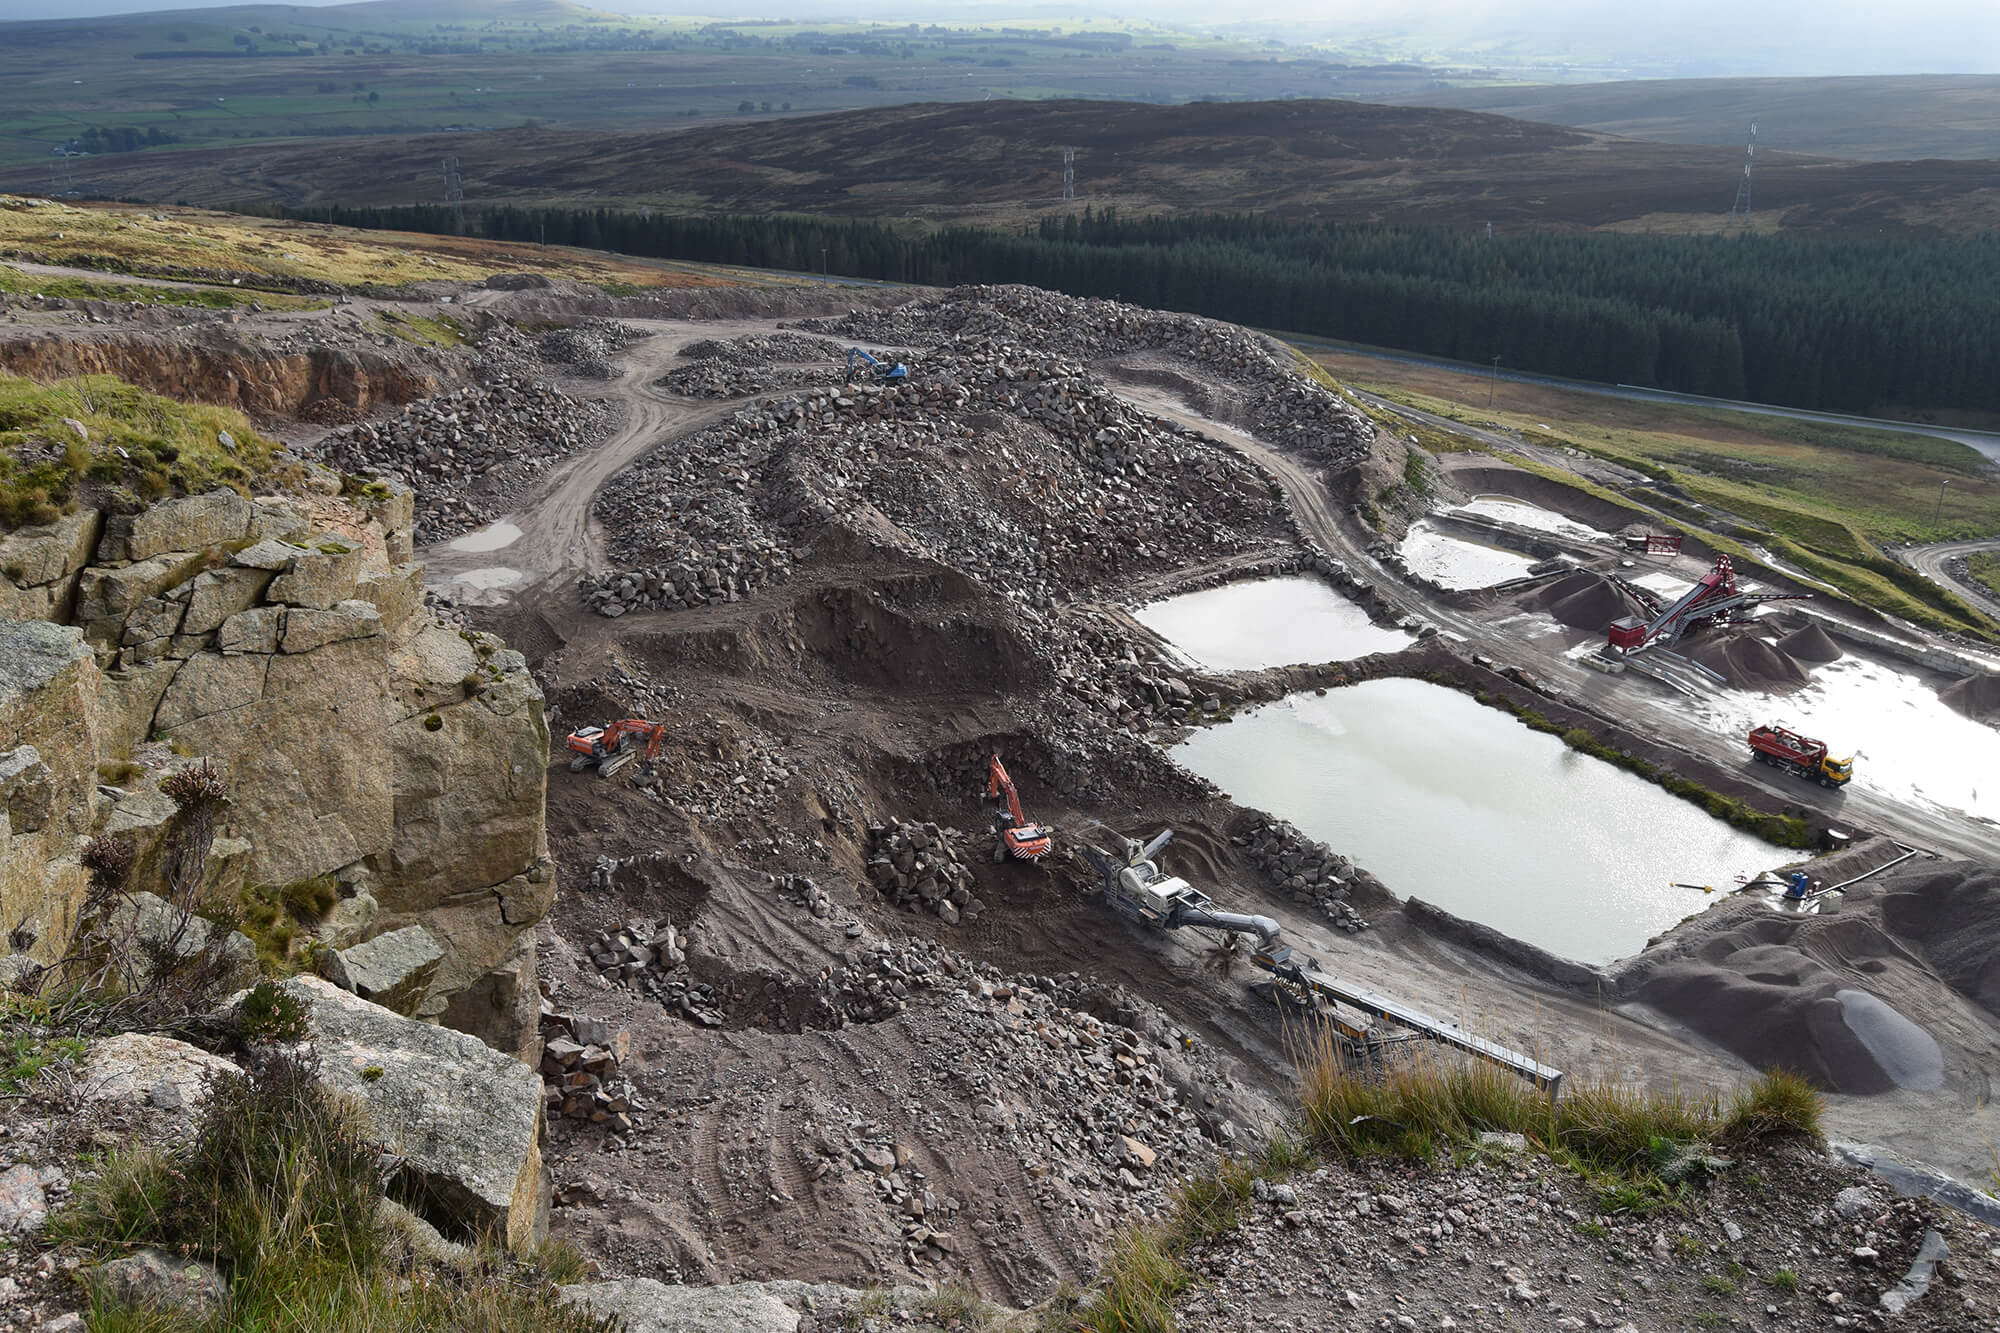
[13,95,1999,234]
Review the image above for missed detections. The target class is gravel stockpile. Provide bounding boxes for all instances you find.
[1777,622,1844,665]
[538,319,647,378]
[586,336,1294,618]
[799,284,1374,469]
[1689,630,1812,693]
[1942,671,2000,722]
[1525,569,1637,631]
[312,375,615,542]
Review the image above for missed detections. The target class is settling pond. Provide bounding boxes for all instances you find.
[1174,679,1780,964]
[1134,577,1412,671]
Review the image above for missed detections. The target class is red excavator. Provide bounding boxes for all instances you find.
[986,753,1053,862]
[565,718,668,779]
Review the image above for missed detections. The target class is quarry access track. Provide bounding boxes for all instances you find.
[419,320,797,611]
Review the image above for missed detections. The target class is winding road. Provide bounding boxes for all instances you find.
[1898,537,2000,626]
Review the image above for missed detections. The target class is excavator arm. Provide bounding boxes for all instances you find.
[986,753,1052,860]
[987,754,1029,826]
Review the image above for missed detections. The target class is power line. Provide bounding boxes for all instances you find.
[1729,122,1756,221]
[442,154,464,232]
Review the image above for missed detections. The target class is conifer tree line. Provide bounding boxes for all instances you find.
[279,202,2000,415]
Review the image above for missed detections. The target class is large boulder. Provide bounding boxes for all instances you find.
[158,636,394,888]
[91,1249,227,1319]
[266,537,364,610]
[325,924,444,1016]
[98,891,257,994]
[0,507,102,620]
[0,621,101,965]
[81,1032,243,1140]
[97,489,254,563]
[181,566,276,637]
[267,976,546,1251]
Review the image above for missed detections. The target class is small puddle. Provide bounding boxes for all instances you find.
[446,520,522,554]
[1398,522,1537,590]
[1174,679,1780,963]
[1133,577,1411,671]
[449,567,523,591]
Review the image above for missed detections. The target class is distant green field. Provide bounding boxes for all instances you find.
[0,0,1400,173]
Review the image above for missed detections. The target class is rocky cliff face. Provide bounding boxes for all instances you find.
[0,476,552,1056]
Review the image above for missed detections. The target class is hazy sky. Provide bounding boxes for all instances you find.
[2,0,1996,76]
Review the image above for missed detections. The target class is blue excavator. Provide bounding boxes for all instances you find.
[845,347,908,383]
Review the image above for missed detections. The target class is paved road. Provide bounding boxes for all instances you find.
[1287,333,2000,468]
[1899,537,2000,624]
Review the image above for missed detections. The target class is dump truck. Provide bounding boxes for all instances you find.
[1748,724,1853,788]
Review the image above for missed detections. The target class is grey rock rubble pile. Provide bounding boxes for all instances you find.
[538,1007,640,1132]
[658,332,851,398]
[1235,818,1370,932]
[680,332,848,364]
[310,376,614,542]
[577,538,791,619]
[587,332,1291,617]
[1170,1143,1981,1332]
[921,963,1239,1222]
[583,917,724,1028]
[801,284,1375,469]
[538,319,646,379]
[865,818,986,926]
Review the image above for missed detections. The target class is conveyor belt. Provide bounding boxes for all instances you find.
[1255,947,1565,1095]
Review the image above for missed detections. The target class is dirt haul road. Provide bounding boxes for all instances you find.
[420,319,800,610]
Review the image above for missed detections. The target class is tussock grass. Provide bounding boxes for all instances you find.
[50,1044,606,1332]
[1297,1032,1821,1190]
[0,371,276,528]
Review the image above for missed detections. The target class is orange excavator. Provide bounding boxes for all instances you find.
[565,718,667,779]
[986,753,1053,862]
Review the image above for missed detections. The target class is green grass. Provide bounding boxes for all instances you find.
[228,876,338,974]
[1066,1043,1823,1331]
[0,265,322,311]
[0,371,277,528]
[1297,1036,1821,1198]
[1764,1268,1801,1293]
[0,995,88,1091]
[1969,551,2000,602]
[51,1042,606,1333]
[373,309,466,347]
